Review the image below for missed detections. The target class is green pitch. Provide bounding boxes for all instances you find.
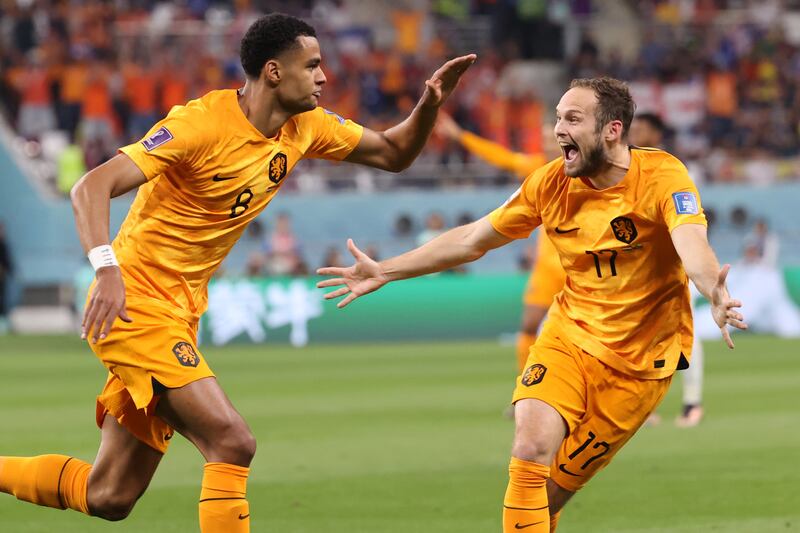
[0,335,798,532]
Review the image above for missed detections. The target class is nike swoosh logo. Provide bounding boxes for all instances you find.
[212,174,238,182]
[558,463,581,476]
[238,513,250,520]
[554,226,579,234]
[515,521,544,529]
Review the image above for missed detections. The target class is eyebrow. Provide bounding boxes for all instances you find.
[307,57,321,67]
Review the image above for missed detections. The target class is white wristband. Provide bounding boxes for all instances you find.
[88,245,119,271]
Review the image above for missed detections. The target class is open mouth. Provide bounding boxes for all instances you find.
[561,143,579,163]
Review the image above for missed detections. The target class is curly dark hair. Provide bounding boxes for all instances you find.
[240,13,317,79]
[569,77,636,137]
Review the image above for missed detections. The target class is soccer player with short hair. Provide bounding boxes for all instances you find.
[317,77,747,532]
[0,13,474,532]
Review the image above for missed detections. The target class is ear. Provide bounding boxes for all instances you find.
[263,59,281,85]
[605,120,624,142]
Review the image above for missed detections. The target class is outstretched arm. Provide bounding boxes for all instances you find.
[317,216,512,308]
[436,112,544,178]
[344,54,476,172]
[671,223,748,348]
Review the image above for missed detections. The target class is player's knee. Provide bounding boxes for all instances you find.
[210,424,257,466]
[87,486,138,521]
[511,435,557,465]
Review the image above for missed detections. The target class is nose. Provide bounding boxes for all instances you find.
[553,119,566,138]
[317,67,327,86]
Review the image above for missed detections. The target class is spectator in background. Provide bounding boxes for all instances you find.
[57,53,90,141]
[745,218,780,267]
[394,213,415,238]
[13,49,56,140]
[124,57,159,142]
[416,212,447,246]
[321,247,345,270]
[265,213,303,276]
[80,59,117,168]
[0,222,13,334]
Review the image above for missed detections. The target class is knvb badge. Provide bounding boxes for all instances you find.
[141,126,174,151]
[672,191,699,215]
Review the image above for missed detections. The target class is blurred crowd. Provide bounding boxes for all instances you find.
[572,0,800,183]
[2,0,800,193]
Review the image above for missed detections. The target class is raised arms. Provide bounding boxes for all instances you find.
[344,54,476,172]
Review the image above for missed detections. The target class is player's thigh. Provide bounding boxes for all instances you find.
[512,333,588,462]
[156,376,256,465]
[551,357,671,492]
[89,414,163,503]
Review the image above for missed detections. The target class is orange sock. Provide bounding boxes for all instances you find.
[199,462,250,533]
[0,455,90,514]
[550,510,561,532]
[503,457,550,532]
[516,332,536,372]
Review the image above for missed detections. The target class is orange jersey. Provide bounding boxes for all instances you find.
[523,231,566,307]
[490,148,707,379]
[117,89,363,316]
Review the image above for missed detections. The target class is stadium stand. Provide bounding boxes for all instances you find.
[1,0,799,329]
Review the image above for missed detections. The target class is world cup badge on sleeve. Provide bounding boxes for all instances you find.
[141,126,174,151]
[672,192,699,215]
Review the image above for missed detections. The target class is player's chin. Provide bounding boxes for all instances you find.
[563,159,581,177]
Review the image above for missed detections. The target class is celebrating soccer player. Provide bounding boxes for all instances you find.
[318,77,747,532]
[0,13,474,532]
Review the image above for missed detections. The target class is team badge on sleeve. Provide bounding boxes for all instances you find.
[521,364,547,386]
[141,126,174,151]
[672,192,699,215]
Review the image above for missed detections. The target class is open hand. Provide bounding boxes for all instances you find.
[82,266,132,343]
[710,264,747,349]
[420,54,477,108]
[316,239,387,308]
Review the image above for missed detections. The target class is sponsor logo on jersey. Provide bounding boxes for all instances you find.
[268,152,288,184]
[672,191,699,215]
[322,108,346,124]
[610,216,638,244]
[521,363,547,386]
[172,341,201,367]
[141,126,174,151]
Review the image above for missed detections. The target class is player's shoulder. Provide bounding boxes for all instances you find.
[631,146,687,173]
[165,89,233,122]
[292,106,348,127]
[524,156,567,192]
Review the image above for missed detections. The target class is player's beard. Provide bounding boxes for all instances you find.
[570,136,608,178]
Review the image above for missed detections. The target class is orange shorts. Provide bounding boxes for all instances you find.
[523,258,566,307]
[89,294,214,453]
[512,330,671,492]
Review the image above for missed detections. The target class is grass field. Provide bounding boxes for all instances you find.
[0,334,798,532]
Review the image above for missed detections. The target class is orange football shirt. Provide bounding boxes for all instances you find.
[116,89,363,316]
[490,148,707,379]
